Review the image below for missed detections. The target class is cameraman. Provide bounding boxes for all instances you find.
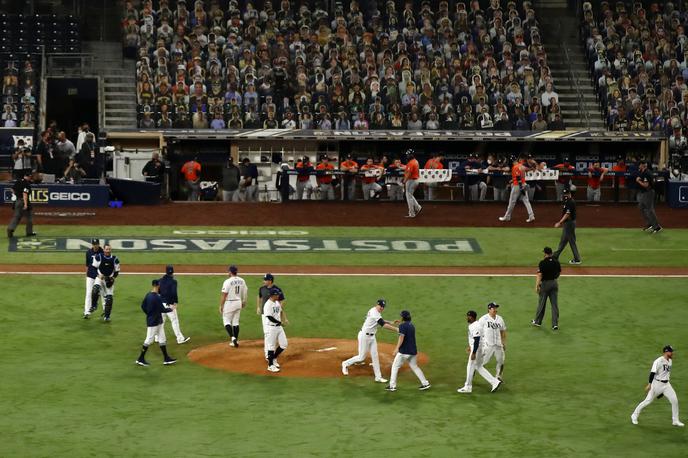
[64,158,86,184]
[12,139,33,180]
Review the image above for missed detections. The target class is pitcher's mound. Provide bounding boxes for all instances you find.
[188,337,429,378]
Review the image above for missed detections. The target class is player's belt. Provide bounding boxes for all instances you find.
[365,332,375,336]
[657,380,669,383]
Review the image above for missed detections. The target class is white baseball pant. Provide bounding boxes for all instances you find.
[222,300,242,326]
[388,353,428,389]
[143,324,167,346]
[342,331,382,379]
[163,309,187,343]
[84,276,100,314]
[463,351,499,388]
[632,380,680,424]
[264,324,288,351]
[480,344,505,376]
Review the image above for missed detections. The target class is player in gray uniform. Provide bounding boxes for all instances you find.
[631,345,684,427]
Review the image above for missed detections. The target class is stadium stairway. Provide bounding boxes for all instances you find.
[82,41,137,130]
[538,7,606,130]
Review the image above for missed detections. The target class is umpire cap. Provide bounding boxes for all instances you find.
[166,265,174,275]
[664,345,675,353]
[377,298,387,307]
[543,246,553,254]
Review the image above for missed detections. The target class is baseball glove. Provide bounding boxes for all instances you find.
[104,276,115,288]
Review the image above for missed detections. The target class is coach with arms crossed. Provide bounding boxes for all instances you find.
[532,247,561,330]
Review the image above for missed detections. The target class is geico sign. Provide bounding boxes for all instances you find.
[31,189,91,202]
[49,192,91,201]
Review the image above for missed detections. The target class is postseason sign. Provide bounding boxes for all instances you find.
[9,237,482,253]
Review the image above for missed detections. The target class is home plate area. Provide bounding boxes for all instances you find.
[188,337,429,378]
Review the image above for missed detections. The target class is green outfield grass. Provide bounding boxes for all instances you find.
[1,225,687,267]
[1,274,687,457]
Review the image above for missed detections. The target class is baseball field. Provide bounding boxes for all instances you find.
[1,202,687,457]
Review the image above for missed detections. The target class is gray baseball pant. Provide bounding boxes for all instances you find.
[362,182,381,200]
[469,182,487,201]
[587,186,601,201]
[534,279,559,327]
[318,183,335,200]
[638,190,659,228]
[554,220,581,262]
[405,180,421,215]
[7,204,33,234]
[502,184,534,220]
[493,186,508,201]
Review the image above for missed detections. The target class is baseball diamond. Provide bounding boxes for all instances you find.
[4,1,688,455]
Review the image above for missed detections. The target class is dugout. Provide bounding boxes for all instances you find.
[106,129,667,202]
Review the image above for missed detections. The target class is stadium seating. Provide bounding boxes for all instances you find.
[581,1,682,133]
[124,0,562,130]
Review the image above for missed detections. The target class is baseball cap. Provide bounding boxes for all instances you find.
[269,287,281,296]
[487,302,500,309]
[377,298,387,307]
[543,246,553,254]
[229,265,238,274]
[91,238,100,245]
[467,310,477,319]
[152,279,160,286]
[166,265,174,274]
[264,273,274,281]
[664,345,675,353]
[400,310,411,320]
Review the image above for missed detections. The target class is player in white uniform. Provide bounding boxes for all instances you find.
[631,345,684,427]
[219,265,248,347]
[263,288,289,372]
[457,310,502,393]
[341,299,399,383]
[477,302,507,383]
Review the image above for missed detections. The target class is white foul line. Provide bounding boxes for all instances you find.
[611,248,688,251]
[0,271,686,278]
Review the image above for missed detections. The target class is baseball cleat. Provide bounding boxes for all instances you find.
[273,360,280,368]
[375,377,388,383]
[531,320,540,327]
[498,216,510,222]
[229,341,236,347]
[83,314,89,319]
[552,326,559,330]
[652,226,663,234]
[457,386,472,393]
[135,359,150,367]
[341,362,349,376]
[177,337,191,344]
[103,316,111,322]
[642,225,653,232]
[419,383,431,391]
[491,380,502,392]
[416,206,422,216]
[673,421,685,427]
[385,386,397,392]
[267,365,280,372]
[404,214,415,218]
[526,216,535,223]
[569,259,582,265]
[163,358,177,365]
[631,414,638,425]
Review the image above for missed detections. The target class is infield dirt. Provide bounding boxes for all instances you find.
[187,337,429,378]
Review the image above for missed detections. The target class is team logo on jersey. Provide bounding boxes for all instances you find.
[8,237,482,253]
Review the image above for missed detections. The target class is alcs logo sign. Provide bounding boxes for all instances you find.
[31,188,91,204]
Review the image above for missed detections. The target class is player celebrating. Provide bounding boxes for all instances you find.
[263,288,289,372]
[341,299,398,383]
[219,265,248,347]
[631,345,684,427]
[385,310,430,392]
[457,310,502,393]
[159,265,190,344]
[90,243,120,322]
[135,279,177,366]
[477,302,507,384]
[83,238,103,319]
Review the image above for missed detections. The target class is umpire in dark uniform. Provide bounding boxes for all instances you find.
[553,188,581,265]
[532,247,562,330]
[136,279,177,366]
[257,273,285,315]
[6,172,36,238]
[636,160,662,233]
